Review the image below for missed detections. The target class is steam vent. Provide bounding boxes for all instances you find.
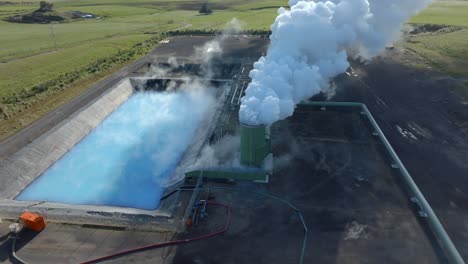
[240,124,270,167]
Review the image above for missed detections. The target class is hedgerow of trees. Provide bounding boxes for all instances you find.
[38,1,54,12]
[199,3,212,15]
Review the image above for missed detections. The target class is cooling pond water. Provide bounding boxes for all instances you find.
[16,90,212,210]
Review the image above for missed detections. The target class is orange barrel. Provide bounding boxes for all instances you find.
[19,212,46,232]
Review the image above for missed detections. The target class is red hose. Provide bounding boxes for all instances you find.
[80,201,231,264]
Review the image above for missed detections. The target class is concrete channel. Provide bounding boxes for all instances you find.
[0,77,229,231]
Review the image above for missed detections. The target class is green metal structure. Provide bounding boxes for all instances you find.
[185,168,268,182]
[240,124,270,167]
[184,123,271,183]
[182,100,464,263]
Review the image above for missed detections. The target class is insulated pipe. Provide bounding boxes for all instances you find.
[79,186,306,264]
[11,235,28,264]
[300,101,363,108]
[178,186,308,264]
[80,201,231,264]
[361,104,465,264]
[301,101,465,264]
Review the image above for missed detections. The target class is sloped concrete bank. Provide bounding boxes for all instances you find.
[0,79,133,199]
[0,77,226,230]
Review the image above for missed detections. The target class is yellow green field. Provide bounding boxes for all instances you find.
[0,0,283,140]
[408,0,468,77]
[0,0,281,95]
[0,0,467,140]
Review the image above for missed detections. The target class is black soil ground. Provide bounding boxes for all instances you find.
[334,48,468,261]
[173,105,445,263]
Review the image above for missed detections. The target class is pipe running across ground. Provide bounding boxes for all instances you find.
[80,201,231,264]
[81,186,309,264]
[177,186,309,264]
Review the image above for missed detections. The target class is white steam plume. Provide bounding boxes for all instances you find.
[194,18,244,78]
[186,134,241,171]
[240,0,432,125]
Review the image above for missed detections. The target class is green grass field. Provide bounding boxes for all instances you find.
[408,0,468,77]
[0,0,284,140]
[410,0,468,27]
[0,0,280,59]
[0,1,282,89]
[0,0,467,140]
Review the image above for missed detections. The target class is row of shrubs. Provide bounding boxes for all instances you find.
[0,34,165,120]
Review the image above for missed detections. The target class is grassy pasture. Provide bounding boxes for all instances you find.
[408,1,468,77]
[1,0,467,140]
[0,0,282,91]
[0,0,284,140]
[410,0,468,27]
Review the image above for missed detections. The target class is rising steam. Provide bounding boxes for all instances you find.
[239,0,432,125]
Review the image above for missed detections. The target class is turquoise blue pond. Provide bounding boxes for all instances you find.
[16,91,209,210]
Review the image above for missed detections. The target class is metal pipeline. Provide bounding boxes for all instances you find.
[80,201,231,264]
[300,100,465,264]
[361,104,465,264]
[177,186,308,264]
[84,186,308,264]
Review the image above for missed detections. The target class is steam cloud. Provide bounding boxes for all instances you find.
[239,0,432,125]
[145,18,246,185]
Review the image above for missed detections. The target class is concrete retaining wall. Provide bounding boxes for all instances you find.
[0,79,133,199]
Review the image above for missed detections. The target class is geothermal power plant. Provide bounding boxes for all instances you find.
[0,1,465,263]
